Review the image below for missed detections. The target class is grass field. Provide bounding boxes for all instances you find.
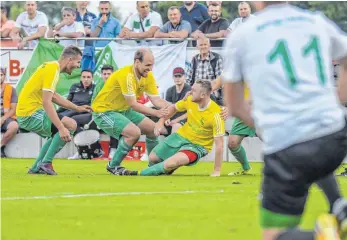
[1,159,346,240]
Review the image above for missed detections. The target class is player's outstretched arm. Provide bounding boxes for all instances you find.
[224,81,255,128]
[211,136,224,177]
[148,95,170,110]
[124,95,167,118]
[52,93,92,113]
[337,57,347,104]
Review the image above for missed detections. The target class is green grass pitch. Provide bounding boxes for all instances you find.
[1,159,346,240]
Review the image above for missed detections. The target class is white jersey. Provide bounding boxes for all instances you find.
[15,11,49,49]
[222,4,347,154]
[59,22,85,48]
[228,14,255,31]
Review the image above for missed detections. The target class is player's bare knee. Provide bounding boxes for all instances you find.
[228,138,240,150]
[149,152,160,164]
[62,117,77,131]
[127,126,141,144]
[8,121,19,134]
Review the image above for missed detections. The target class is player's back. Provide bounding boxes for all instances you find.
[229,4,346,153]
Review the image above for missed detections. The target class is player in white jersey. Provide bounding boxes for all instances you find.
[222,2,347,240]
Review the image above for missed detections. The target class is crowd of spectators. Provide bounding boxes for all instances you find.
[1,1,256,49]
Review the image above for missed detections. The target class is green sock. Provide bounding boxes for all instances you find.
[140,161,166,176]
[41,131,73,163]
[31,138,52,171]
[146,136,158,155]
[109,137,132,167]
[230,146,251,170]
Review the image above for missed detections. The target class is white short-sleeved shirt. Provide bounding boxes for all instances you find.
[59,22,85,48]
[228,14,255,31]
[15,11,49,48]
[124,11,163,33]
[222,4,347,154]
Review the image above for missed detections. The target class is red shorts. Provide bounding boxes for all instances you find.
[180,150,198,164]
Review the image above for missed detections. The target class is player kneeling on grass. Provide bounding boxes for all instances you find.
[120,80,225,176]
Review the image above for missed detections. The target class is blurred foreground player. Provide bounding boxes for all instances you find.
[223,2,347,240]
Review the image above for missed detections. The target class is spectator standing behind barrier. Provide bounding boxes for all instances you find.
[0,6,15,38]
[75,1,96,36]
[186,38,224,105]
[52,7,85,48]
[164,67,191,134]
[179,1,209,32]
[226,2,255,35]
[191,4,228,47]
[154,6,191,42]
[9,1,48,49]
[120,1,163,46]
[0,68,19,158]
[90,1,121,48]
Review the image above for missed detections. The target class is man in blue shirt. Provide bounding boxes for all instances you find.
[75,1,96,35]
[91,1,121,48]
[179,1,209,32]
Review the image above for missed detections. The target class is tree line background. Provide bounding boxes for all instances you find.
[2,1,347,31]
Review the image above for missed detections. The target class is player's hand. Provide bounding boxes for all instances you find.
[99,14,107,25]
[156,108,169,118]
[154,122,165,137]
[183,91,192,101]
[17,38,28,49]
[11,35,21,42]
[210,170,221,177]
[77,105,92,113]
[59,127,72,142]
[220,107,228,121]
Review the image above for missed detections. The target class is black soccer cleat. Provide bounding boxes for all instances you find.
[106,164,138,176]
[39,163,58,175]
[27,168,45,175]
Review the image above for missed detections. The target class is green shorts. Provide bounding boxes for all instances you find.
[231,118,256,137]
[153,133,208,166]
[17,109,53,138]
[92,109,145,140]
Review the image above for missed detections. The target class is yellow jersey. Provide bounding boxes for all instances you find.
[92,65,159,112]
[244,83,250,100]
[175,96,225,152]
[16,61,60,117]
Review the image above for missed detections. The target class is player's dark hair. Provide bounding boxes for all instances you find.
[61,45,83,59]
[101,65,114,72]
[81,69,93,76]
[99,1,111,5]
[168,6,179,12]
[196,80,212,93]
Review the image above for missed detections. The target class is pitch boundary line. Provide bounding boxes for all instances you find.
[1,190,225,201]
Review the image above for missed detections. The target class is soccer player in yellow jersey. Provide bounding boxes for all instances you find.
[119,80,225,176]
[16,46,91,175]
[92,48,169,175]
[212,76,255,176]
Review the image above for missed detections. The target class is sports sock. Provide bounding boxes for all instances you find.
[31,137,52,170]
[229,146,251,170]
[140,161,166,176]
[109,137,132,167]
[146,136,158,155]
[42,131,72,163]
[316,174,341,212]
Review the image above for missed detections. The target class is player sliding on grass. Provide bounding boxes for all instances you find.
[223,2,347,239]
[211,76,255,176]
[91,48,170,175]
[119,80,225,176]
[17,46,92,175]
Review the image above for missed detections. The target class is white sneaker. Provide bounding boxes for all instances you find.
[68,152,81,160]
[109,148,117,159]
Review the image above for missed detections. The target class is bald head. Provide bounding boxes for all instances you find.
[134,48,154,78]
